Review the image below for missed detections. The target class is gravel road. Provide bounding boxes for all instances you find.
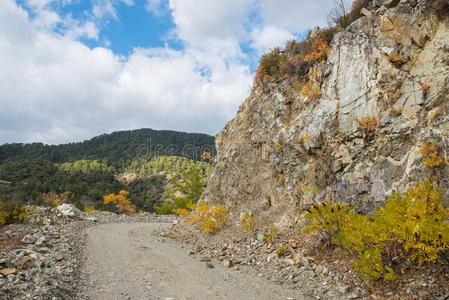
[82,223,299,300]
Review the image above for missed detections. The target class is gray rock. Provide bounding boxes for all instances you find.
[21,235,37,244]
[57,204,81,217]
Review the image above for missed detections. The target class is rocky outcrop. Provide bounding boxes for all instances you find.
[205,0,449,220]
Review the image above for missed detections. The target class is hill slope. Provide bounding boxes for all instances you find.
[0,128,215,166]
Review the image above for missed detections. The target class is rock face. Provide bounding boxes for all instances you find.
[205,1,449,219]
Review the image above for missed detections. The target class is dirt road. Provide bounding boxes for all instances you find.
[81,223,299,300]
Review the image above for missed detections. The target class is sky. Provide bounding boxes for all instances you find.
[0,0,336,144]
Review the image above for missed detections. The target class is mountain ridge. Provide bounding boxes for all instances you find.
[0,128,215,165]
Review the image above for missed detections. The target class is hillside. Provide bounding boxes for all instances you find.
[0,129,214,211]
[0,128,215,166]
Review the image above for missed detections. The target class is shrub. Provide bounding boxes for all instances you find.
[187,201,230,234]
[358,116,378,133]
[0,201,34,225]
[301,81,321,101]
[388,52,407,66]
[83,204,95,213]
[103,190,137,214]
[420,142,447,169]
[41,191,69,207]
[328,0,371,29]
[240,213,257,232]
[304,38,331,62]
[201,151,213,162]
[263,225,279,243]
[154,164,207,214]
[303,202,356,246]
[303,179,449,282]
[276,244,290,256]
[256,49,290,82]
[154,201,174,215]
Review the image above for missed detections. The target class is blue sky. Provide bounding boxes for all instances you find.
[0,0,336,144]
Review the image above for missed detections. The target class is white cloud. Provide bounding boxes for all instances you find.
[145,0,167,17]
[250,25,293,53]
[1,0,336,144]
[92,0,134,20]
[258,0,335,32]
[168,0,254,46]
[0,0,251,144]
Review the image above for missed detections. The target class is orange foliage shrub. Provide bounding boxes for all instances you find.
[103,190,137,214]
[358,116,378,133]
[304,38,331,62]
[201,151,213,162]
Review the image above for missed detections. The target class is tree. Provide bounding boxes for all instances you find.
[103,190,137,214]
[328,0,351,29]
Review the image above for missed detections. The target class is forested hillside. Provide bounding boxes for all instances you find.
[0,128,215,166]
[0,129,214,212]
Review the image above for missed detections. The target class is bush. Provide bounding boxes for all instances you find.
[303,202,356,246]
[304,38,331,62]
[103,190,137,214]
[328,0,372,29]
[263,225,279,243]
[256,49,290,82]
[303,179,449,282]
[0,201,34,225]
[358,116,378,133]
[420,142,447,169]
[41,191,69,207]
[276,244,289,256]
[83,204,95,213]
[301,81,321,101]
[154,164,208,214]
[187,201,229,234]
[240,213,257,232]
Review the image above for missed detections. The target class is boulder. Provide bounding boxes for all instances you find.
[57,204,81,217]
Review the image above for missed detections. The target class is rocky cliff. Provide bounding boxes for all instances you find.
[205,0,449,222]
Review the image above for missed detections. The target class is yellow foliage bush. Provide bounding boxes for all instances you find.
[0,201,34,225]
[420,142,447,169]
[263,225,279,243]
[301,81,321,101]
[83,205,95,213]
[41,191,70,207]
[276,244,289,256]
[103,190,137,214]
[240,213,257,232]
[187,201,229,234]
[303,179,449,282]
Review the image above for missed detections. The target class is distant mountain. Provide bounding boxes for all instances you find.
[0,129,215,167]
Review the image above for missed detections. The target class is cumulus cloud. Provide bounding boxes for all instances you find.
[0,0,251,144]
[258,0,335,32]
[1,0,335,144]
[250,25,293,53]
[168,0,254,46]
[145,0,168,17]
